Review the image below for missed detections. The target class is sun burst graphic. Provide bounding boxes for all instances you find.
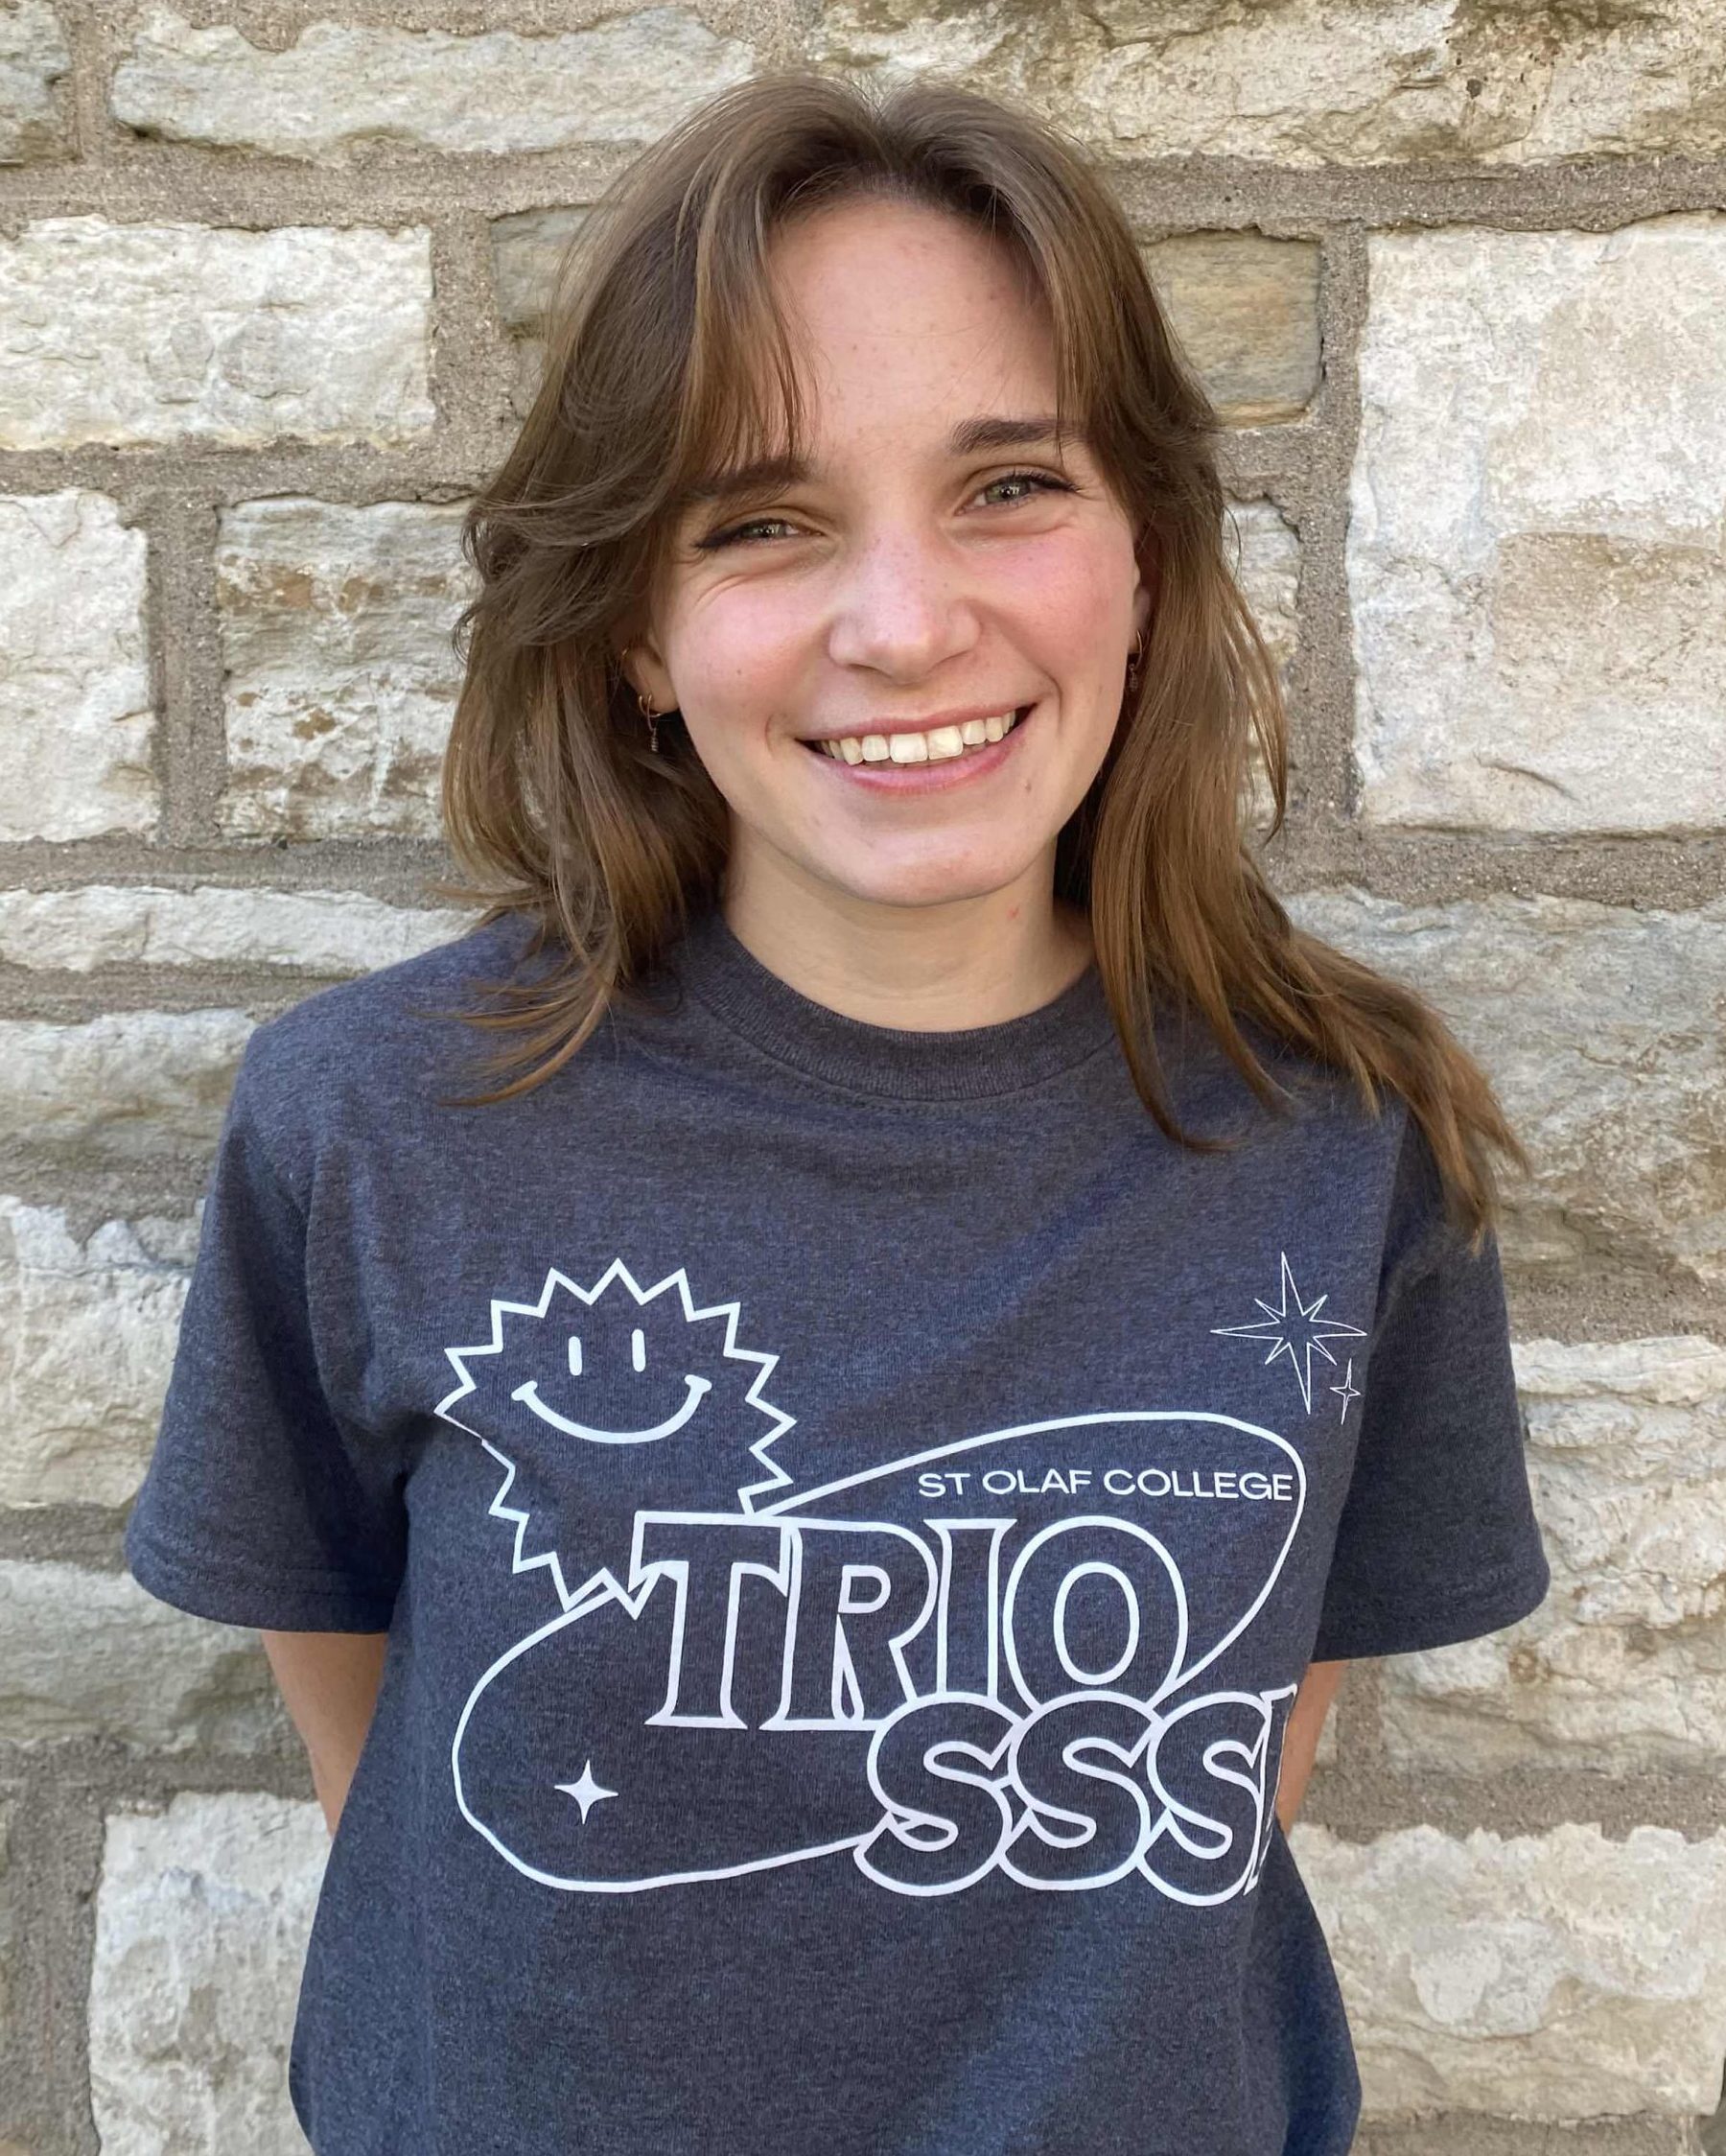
[1210,1252,1367,1414]
[435,1259,796,1612]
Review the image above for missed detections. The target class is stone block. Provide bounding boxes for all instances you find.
[814,0,1726,165]
[1,1559,285,1751]
[1143,232,1320,424]
[0,0,69,163]
[0,219,432,450]
[89,1793,326,2156]
[0,1009,250,1169]
[215,498,475,840]
[111,6,753,159]
[0,884,476,975]
[1293,1821,1726,2119]
[1349,216,1726,835]
[1381,1336,1726,1773]
[1284,888,1726,1289]
[0,1199,194,1510]
[0,492,152,841]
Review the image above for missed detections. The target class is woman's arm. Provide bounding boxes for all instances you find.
[1273,1659,1348,1832]
[260,1629,389,1835]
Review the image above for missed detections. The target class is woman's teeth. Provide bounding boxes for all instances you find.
[815,710,1022,765]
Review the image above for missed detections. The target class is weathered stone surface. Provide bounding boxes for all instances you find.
[1142,232,1320,425]
[111,6,754,159]
[0,1794,12,2075]
[1229,497,1300,679]
[815,0,1726,166]
[1233,495,1304,830]
[89,1793,326,2156]
[1292,1822,1726,2118]
[217,498,475,840]
[490,205,590,337]
[0,0,69,163]
[1380,1335,1726,1774]
[0,1198,193,1511]
[1,1560,285,1750]
[1284,888,1726,1289]
[0,1009,249,1168]
[0,883,476,975]
[0,491,152,841]
[0,219,432,451]
[1350,216,1726,836]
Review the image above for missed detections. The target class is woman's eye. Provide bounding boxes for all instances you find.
[694,471,1074,551]
[978,470,1075,508]
[695,515,801,551]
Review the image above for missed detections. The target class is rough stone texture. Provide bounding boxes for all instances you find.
[0,1198,194,1511]
[217,498,476,840]
[1229,497,1300,679]
[490,206,590,338]
[89,1793,326,2156]
[489,206,594,414]
[2,1560,286,1751]
[1284,888,1726,1289]
[1233,495,1303,831]
[1381,1335,1726,1775]
[0,883,476,975]
[815,0,1726,166]
[0,1009,250,1169]
[0,219,432,451]
[1293,1822,1726,2119]
[111,6,755,159]
[0,1795,11,2087]
[0,491,153,842]
[1350,216,1726,837]
[1142,232,1320,425]
[0,0,69,163]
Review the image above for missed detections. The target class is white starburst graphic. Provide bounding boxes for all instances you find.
[557,1761,618,1821]
[1330,1356,1362,1423]
[1211,1253,1366,1413]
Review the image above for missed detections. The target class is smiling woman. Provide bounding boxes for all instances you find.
[123,68,1551,2156]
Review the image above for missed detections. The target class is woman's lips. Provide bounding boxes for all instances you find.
[800,705,1035,794]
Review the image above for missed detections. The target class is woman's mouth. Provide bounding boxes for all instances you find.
[798,706,1034,791]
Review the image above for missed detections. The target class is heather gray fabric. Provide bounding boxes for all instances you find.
[124,903,1551,2156]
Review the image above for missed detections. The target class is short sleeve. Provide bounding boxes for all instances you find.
[123,1028,408,1632]
[1309,1113,1551,1661]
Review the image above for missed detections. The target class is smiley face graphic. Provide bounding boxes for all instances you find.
[435,1259,795,1610]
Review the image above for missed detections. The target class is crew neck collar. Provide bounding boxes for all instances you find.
[662,904,1119,1102]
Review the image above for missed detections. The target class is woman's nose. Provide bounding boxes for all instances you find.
[824,525,981,683]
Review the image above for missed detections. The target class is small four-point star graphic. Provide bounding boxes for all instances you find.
[1330,1357,1362,1423]
[556,1760,618,1822]
[1212,1253,1367,1413]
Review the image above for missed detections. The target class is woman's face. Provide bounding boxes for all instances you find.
[626,194,1152,918]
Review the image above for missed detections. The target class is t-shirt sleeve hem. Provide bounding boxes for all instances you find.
[124,1524,399,1633]
[1309,1548,1551,1663]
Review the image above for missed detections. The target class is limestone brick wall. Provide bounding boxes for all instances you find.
[0,4,1721,2152]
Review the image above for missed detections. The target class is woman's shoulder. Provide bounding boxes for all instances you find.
[252,908,537,1057]
[231,909,549,1162]
[1177,1000,1414,1154]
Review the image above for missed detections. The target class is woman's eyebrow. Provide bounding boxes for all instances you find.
[679,414,1085,506]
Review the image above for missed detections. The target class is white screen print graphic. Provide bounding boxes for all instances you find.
[435,1260,1322,1903]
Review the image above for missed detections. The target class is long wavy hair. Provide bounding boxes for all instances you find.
[434,69,1528,1254]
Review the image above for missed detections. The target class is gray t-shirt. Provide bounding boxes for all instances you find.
[124,902,1551,2156]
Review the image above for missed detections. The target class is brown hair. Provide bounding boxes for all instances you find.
[435,70,1528,1254]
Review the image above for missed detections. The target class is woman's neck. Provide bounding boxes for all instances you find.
[718,855,1095,1032]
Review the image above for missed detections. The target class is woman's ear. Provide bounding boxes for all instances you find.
[615,631,676,715]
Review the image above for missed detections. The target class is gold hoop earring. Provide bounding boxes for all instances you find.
[635,683,661,756]
[621,644,662,754]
